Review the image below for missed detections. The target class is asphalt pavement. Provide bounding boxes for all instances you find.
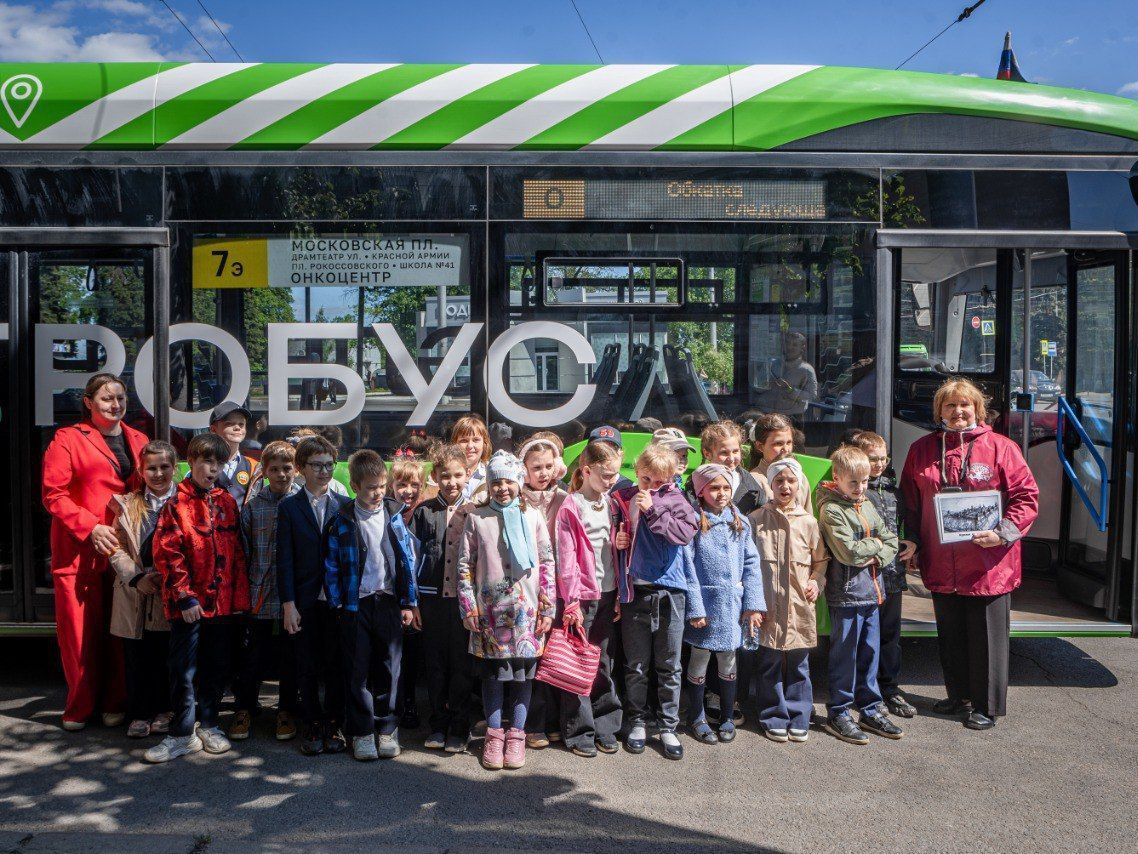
[1,634,1135,853]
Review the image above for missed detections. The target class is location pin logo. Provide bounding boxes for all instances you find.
[1,74,43,129]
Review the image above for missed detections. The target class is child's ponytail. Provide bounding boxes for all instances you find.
[729,504,744,535]
[699,507,711,533]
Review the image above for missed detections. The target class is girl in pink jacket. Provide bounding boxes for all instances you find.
[553,439,625,757]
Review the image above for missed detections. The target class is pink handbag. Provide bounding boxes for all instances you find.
[536,624,601,695]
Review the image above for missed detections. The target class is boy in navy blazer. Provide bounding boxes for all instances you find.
[277,435,347,756]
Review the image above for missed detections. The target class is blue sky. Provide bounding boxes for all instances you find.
[1,0,1136,97]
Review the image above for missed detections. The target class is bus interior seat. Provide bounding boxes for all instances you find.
[663,344,717,421]
[581,343,621,422]
[610,343,648,413]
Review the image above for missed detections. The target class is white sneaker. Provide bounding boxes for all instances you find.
[101,712,125,727]
[788,728,809,743]
[198,726,232,755]
[377,731,401,759]
[61,719,86,732]
[352,735,378,761]
[145,733,203,763]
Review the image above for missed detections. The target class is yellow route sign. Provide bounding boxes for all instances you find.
[192,237,270,289]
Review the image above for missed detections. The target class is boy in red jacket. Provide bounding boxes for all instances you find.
[147,433,249,763]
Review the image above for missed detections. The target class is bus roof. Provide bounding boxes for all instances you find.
[0,62,1135,152]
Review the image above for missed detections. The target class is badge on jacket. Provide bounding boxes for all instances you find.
[237,471,250,486]
[968,463,993,483]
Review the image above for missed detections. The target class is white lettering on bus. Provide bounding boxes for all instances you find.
[33,321,597,430]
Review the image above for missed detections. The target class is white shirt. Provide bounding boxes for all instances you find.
[574,493,615,593]
[141,484,177,544]
[222,451,240,482]
[355,501,391,597]
[305,487,330,530]
[728,468,741,495]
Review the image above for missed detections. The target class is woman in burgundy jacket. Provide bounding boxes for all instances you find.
[42,373,149,730]
[900,378,1039,730]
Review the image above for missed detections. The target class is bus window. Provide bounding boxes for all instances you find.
[897,248,998,374]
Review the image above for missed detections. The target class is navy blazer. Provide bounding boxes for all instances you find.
[277,489,348,610]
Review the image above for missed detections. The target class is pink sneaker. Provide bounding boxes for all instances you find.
[482,727,505,770]
[504,727,526,770]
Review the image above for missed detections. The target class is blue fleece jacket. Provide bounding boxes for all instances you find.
[683,508,765,651]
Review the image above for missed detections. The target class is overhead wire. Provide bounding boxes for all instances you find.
[196,0,244,62]
[155,0,215,61]
[569,1,605,64]
[895,0,989,70]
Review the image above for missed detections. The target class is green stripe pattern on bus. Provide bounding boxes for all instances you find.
[0,63,1134,151]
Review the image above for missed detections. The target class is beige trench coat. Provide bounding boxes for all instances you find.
[749,501,828,650]
[107,493,170,639]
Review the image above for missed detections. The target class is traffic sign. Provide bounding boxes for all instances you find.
[971,316,981,329]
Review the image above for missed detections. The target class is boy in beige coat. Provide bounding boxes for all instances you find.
[749,457,828,743]
[107,441,177,739]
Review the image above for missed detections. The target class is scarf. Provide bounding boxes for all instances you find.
[491,497,535,575]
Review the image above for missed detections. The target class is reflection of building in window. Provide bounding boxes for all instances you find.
[534,341,559,392]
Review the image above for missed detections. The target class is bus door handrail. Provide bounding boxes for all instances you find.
[1055,395,1109,533]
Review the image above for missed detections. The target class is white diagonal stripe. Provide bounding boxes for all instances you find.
[26,63,251,148]
[727,64,819,104]
[585,64,817,150]
[163,63,398,149]
[447,64,674,150]
[306,63,534,150]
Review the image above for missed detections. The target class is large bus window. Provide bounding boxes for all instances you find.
[172,226,479,456]
[502,226,875,455]
[897,248,999,374]
[0,257,10,599]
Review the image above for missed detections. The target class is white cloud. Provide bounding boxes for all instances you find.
[1118,82,1138,98]
[1061,36,1079,47]
[0,1,216,62]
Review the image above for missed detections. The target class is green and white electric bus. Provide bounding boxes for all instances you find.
[0,61,1134,637]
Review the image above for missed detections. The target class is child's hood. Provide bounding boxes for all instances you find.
[815,481,861,512]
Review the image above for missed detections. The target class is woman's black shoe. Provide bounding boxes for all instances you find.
[932,698,972,716]
[964,711,996,730]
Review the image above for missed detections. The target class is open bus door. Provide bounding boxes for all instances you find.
[883,232,1134,637]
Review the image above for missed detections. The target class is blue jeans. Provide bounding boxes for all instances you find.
[757,646,812,732]
[168,618,235,738]
[877,590,904,697]
[826,604,882,718]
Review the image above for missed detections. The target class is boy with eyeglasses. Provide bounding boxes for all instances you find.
[277,436,349,756]
[853,431,918,719]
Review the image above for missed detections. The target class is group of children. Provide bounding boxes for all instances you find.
[104,402,918,768]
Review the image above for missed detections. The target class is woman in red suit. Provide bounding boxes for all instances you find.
[42,372,150,730]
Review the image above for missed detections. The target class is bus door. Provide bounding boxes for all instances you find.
[0,229,169,627]
[887,234,1133,635]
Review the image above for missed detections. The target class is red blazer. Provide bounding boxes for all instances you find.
[154,479,250,620]
[900,423,1039,597]
[42,422,150,578]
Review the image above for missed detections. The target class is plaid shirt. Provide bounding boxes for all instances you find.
[240,482,299,620]
[325,497,418,612]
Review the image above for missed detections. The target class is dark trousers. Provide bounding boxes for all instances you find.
[291,602,344,727]
[559,591,623,749]
[420,594,473,739]
[878,590,904,697]
[621,586,685,732]
[757,646,812,732]
[233,618,297,714]
[168,618,235,738]
[826,604,882,718]
[399,626,422,714]
[341,593,404,737]
[122,630,170,722]
[931,591,1011,717]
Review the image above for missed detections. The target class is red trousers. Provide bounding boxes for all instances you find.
[53,571,126,723]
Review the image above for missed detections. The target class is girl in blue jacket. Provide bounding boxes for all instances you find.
[682,464,765,744]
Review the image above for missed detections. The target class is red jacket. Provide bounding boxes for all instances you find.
[42,422,150,577]
[154,479,250,620]
[900,424,1039,597]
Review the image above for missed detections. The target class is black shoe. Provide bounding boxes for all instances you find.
[861,712,904,740]
[571,743,598,758]
[661,734,684,760]
[964,711,996,731]
[689,719,718,745]
[400,707,420,730]
[883,694,917,719]
[595,735,619,754]
[824,714,869,745]
[932,698,972,716]
[624,731,646,754]
[300,723,324,756]
[323,723,347,754]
